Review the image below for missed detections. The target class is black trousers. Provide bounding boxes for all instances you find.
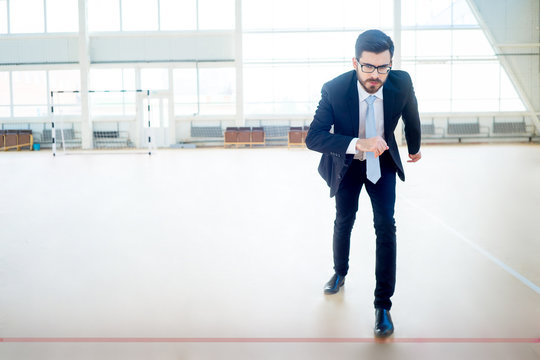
[332,153,397,310]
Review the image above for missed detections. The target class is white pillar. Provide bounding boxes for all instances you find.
[78,0,92,149]
[135,69,142,147]
[235,0,244,127]
[168,68,176,146]
[393,0,404,146]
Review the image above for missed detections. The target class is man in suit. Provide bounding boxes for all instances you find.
[305,29,422,338]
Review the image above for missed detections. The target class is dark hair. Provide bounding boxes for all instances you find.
[355,29,394,59]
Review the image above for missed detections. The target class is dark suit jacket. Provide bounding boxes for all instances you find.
[305,70,421,198]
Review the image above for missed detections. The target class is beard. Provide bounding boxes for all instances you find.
[355,68,386,94]
[360,78,383,94]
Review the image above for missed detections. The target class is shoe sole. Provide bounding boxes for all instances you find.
[323,282,345,294]
[374,329,394,338]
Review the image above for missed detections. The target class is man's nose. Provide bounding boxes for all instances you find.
[370,71,381,79]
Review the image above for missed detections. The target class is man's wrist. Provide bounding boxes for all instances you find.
[346,138,359,154]
[355,138,367,152]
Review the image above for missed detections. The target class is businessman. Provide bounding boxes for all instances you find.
[305,29,422,338]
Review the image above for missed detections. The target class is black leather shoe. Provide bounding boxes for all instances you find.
[374,308,394,338]
[324,274,345,294]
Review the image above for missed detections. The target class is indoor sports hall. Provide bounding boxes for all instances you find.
[1,1,539,359]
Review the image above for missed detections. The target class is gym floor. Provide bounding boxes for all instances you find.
[1,144,539,359]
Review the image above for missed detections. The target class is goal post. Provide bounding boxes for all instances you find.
[50,89,156,156]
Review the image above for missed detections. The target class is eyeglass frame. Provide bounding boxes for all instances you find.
[356,59,392,74]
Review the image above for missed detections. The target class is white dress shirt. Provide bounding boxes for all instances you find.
[346,81,385,160]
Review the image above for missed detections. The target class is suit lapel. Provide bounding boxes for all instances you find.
[347,71,398,139]
[347,73,359,137]
[382,77,395,140]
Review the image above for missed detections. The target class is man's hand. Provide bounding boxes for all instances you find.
[407,152,422,163]
[356,136,389,158]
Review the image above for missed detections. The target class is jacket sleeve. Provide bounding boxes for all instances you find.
[401,74,422,155]
[305,84,355,155]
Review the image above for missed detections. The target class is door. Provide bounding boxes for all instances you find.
[141,92,170,149]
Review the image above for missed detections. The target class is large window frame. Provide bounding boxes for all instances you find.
[242,0,526,117]
[87,0,235,33]
[0,66,82,119]
[0,0,531,123]
[2,0,79,34]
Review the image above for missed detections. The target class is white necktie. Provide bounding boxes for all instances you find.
[365,95,381,184]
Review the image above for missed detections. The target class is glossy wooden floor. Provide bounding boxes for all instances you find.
[1,144,539,359]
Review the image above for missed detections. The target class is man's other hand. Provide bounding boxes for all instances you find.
[407,152,422,163]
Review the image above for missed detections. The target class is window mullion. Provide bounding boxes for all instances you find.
[119,0,123,31]
[43,0,47,32]
[6,0,10,33]
[157,0,161,31]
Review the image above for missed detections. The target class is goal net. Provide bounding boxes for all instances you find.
[50,89,158,155]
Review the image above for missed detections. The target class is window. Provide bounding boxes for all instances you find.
[198,67,235,115]
[242,0,392,115]
[12,71,47,116]
[121,0,158,31]
[307,0,345,29]
[0,71,10,117]
[10,0,44,33]
[271,65,311,115]
[160,0,196,31]
[244,63,348,115]
[400,0,523,113]
[46,0,78,32]
[452,29,494,58]
[343,0,393,29]
[92,68,136,91]
[243,65,274,114]
[406,60,525,113]
[241,0,272,30]
[0,0,7,34]
[413,30,452,59]
[141,68,169,90]
[173,68,198,115]
[404,29,494,60]
[267,0,308,30]
[49,70,81,115]
[89,0,234,32]
[89,68,136,116]
[308,64,350,101]
[243,0,392,31]
[402,0,477,27]
[402,0,452,27]
[198,0,235,30]
[88,0,120,32]
[243,32,358,63]
[410,62,452,112]
[452,61,499,111]
[499,69,525,111]
[452,0,478,25]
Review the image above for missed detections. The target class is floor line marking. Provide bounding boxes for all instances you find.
[1,337,539,344]
[401,196,540,295]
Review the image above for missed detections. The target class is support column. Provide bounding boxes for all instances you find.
[135,69,142,147]
[393,0,404,146]
[168,68,176,146]
[78,0,92,149]
[235,0,244,127]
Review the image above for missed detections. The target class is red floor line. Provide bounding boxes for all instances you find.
[1,337,539,344]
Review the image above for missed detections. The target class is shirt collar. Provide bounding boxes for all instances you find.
[357,81,384,102]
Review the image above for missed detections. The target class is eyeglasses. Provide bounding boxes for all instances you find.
[357,60,392,74]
